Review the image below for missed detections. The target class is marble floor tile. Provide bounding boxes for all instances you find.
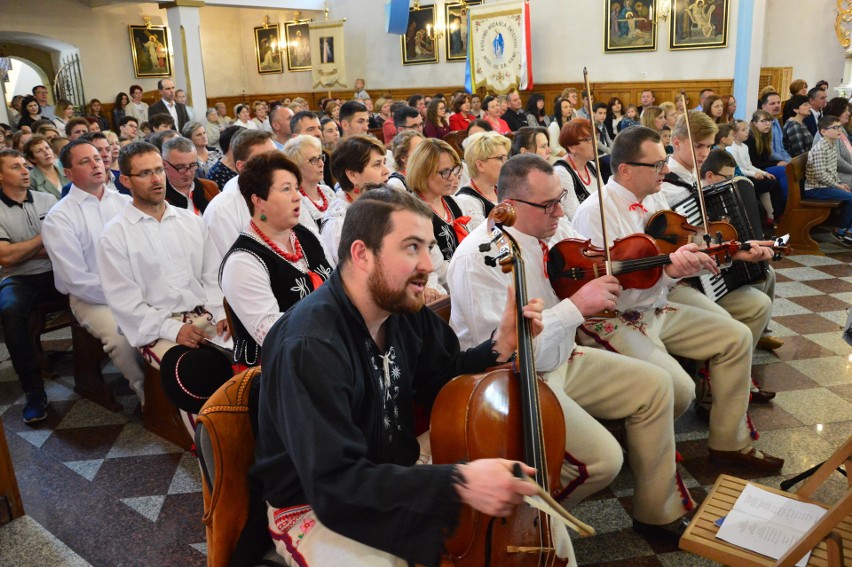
[763,335,838,361]
[815,263,852,277]
[801,331,852,355]
[788,355,852,386]
[804,277,852,294]
[773,281,827,298]
[787,294,852,313]
[771,313,841,334]
[785,254,841,266]
[770,297,813,317]
[775,266,841,281]
[752,362,821,392]
[820,309,850,326]
[772,389,852,425]
[0,515,92,567]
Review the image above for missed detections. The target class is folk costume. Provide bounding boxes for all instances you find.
[572,180,761,455]
[220,224,332,369]
[447,221,694,525]
[252,269,502,567]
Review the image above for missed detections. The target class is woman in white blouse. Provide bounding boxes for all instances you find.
[219,151,331,370]
[281,135,336,235]
[455,131,511,231]
[233,104,257,129]
[553,118,600,221]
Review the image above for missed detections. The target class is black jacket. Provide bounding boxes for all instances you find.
[148,99,189,131]
[252,269,499,566]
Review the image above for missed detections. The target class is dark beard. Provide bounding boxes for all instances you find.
[368,258,427,314]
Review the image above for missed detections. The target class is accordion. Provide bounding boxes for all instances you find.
[671,177,768,302]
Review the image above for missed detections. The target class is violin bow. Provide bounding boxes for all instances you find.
[679,90,712,243]
[584,67,613,276]
[513,463,596,537]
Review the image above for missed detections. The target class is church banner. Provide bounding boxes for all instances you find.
[309,20,347,89]
[466,1,532,94]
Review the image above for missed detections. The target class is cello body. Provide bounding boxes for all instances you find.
[431,368,567,566]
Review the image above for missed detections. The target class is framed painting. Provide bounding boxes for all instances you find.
[285,21,311,71]
[254,24,283,74]
[444,1,480,62]
[604,0,657,53]
[669,0,729,50]
[128,25,172,78]
[401,5,438,65]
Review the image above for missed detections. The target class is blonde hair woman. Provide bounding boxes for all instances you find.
[456,131,511,230]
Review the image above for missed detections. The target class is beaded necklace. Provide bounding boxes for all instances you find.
[250,220,304,263]
[299,185,329,212]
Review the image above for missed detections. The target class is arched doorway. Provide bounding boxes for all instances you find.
[3,56,52,106]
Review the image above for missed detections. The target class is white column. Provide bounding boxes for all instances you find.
[164,1,208,121]
[732,0,767,120]
[0,76,10,126]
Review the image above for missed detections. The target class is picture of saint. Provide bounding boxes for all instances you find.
[604,0,656,52]
[670,0,729,49]
[254,25,283,74]
[445,1,479,62]
[286,22,311,71]
[402,6,438,65]
[129,25,171,77]
[320,37,335,64]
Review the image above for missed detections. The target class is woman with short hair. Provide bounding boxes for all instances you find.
[220,151,331,370]
[182,120,223,176]
[24,134,67,199]
[127,85,149,123]
[456,131,510,230]
[449,94,474,132]
[554,118,599,221]
[204,108,222,148]
[281,135,336,234]
[233,104,257,129]
[387,130,424,192]
[481,95,511,135]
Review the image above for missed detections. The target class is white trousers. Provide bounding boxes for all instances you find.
[578,303,754,452]
[69,296,146,403]
[547,346,692,524]
[267,504,407,567]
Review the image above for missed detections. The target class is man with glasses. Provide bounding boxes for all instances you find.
[804,115,852,244]
[98,141,231,434]
[161,136,219,215]
[448,154,698,544]
[573,125,785,473]
[393,105,424,134]
[42,139,145,406]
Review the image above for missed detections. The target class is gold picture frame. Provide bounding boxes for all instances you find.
[402,5,438,66]
[669,0,729,50]
[604,0,657,53]
[128,25,172,78]
[444,1,481,62]
[254,24,284,74]
[285,20,312,71]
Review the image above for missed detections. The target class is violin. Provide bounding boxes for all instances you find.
[431,202,592,566]
[644,210,791,259]
[546,233,752,301]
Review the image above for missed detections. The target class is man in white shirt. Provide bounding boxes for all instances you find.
[42,139,144,402]
[448,154,694,542]
[97,141,230,422]
[659,113,778,361]
[572,125,784,473]
[202,130,278,259]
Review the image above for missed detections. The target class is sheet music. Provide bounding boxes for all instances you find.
[715,483,827,567]
[205,333,234,352]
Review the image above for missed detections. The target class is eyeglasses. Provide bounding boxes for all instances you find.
[484,154,509,163]
[577,137,593,144]
[400,123,424,131]
[828,125,845,131]
[512,189,568,215]
[436,165,462,179]
[127,167,166,179]
[625,160,668,174]
[164,159,199,174]
[307,154,327,165]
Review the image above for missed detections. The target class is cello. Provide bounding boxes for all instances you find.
[431,203,594,567]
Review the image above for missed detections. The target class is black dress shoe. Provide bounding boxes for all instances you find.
[750,387,776,404]
[632,515,691,545]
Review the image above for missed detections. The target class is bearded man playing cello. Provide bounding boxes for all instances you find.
[252,188,545,567]
[448,154,698,544]
[572,125,784,473]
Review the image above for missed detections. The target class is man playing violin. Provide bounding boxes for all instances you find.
[253,188,545,567]
[448,154,698,543]
[659,112,780,402]
[573,125,784,473]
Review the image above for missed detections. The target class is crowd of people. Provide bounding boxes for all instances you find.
[0,73,849,566]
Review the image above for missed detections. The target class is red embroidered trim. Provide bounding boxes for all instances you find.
[555,450,589,502]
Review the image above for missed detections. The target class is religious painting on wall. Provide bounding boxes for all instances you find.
[309,20,347,89]
[285,21,312,71]
[669,0,729,50]
[603,0,657,53]
[254,24,283,74]
[402,5,438,65]
[444,1,481,62]
[128,25,172,78]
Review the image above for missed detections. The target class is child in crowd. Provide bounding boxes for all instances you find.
[618,104,640,132]
[804,115,852,244]
[353,78,370,100]
[660,125,673,154]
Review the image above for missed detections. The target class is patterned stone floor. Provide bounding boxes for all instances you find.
[1,231,851,566]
